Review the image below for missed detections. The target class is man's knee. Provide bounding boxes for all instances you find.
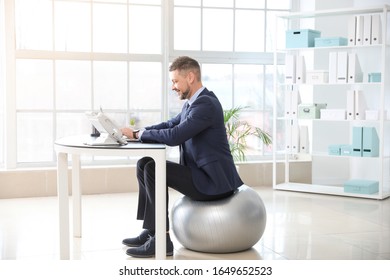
[144,159,156,174]
[137,157,154,170]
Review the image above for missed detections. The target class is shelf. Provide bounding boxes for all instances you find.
[277,44,386,52]
[277,5,389,19]
[280,82,381,87]
[276,117,385,123]
[275,182,390,199]
[272,5,390,200]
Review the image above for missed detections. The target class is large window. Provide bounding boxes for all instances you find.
[170,0,291,160]
[6,0,163,167]
[1,0,291,168]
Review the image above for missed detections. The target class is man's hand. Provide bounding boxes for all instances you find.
[121,127,135,139]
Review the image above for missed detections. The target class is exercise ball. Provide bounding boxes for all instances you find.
[171,185,266,253]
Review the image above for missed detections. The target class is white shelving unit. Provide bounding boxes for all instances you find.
[272,5,390,200]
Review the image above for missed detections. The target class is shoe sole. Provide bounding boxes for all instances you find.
[126,251,174,258]
[122,241,143,247]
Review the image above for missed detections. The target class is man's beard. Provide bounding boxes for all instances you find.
[179,87,190,100]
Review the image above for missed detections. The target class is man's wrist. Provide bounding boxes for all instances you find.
[132,129,140,139]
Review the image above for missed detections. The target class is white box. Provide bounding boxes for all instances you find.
[296,55,306,84]
[299,125,309,154]
[363,14,372,45]
[307,70,329,84]
[285,89,300,119]
[291,122,300,154]
[348,53,363,83]
[365,110,388,120]
[355,15,364,45]
[337,52,348,83]
[371,14,382,45]
[365,110,379,120]
[346,90,355,120]
[329,52,338,83]
[285,122,292,153]
[320,109,346,120]
[348,16,356,46]
[291,89,299,118]
[285,54,296,84]
[355,90,366,120]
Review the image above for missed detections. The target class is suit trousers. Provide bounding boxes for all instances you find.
[136,156,234,231]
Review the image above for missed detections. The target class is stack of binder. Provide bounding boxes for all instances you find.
[348,14,382,46]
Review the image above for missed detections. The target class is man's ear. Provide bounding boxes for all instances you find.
[186,71,195,84]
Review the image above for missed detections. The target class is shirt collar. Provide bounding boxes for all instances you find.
[188,86,205,106]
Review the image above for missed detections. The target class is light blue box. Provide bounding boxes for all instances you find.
[314,37,348,47]
[352,126,363,157]
[328,144,341,155]
[344,179,379,194]
[368,73,381,83]
[340,144,352,156]
[363,127,379,157]
[286,29,321,48]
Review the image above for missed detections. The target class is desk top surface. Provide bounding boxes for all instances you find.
[54,134,166,150]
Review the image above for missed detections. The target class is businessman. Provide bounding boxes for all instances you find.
[121,56,243,258]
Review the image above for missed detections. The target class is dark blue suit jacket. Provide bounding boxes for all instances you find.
[140,88,243,195]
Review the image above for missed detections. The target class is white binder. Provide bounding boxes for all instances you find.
[291,122,300,154]
[285,91,292,118]
[337,52,348,84]
[371,14,382,45]
[348,15,356,46]
[299,125,309,154]
[296,55,306,84]
[285,121,292,153]
[363,14,372,45]
[354,90,366,120]
[329,52,338,83]
[355,15,364,45]
[291,89,300,119]
[346,90,355,120]
[347,53,363,83]
[285,54,296,84]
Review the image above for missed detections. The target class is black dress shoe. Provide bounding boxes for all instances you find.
[122,229,153,247]
[126,233,174,258]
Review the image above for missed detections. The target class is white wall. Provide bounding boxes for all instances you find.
[298,0,390,11]
[354,0,390,7]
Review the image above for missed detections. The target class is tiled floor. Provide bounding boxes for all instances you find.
[0,186,389,260]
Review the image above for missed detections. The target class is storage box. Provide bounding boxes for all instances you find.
[298,103,327,119]
[320,109,346,120]
[365,110,384,120]
[368,72,381,83]
[344,179,379,194]
[307,70,329,84]
[315,37,348,47]
[340,144,353,156]
[328,144,341,155]
[363,127,379,157]
[286,29,321,48]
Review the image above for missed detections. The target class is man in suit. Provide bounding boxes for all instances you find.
[121,56,243,258]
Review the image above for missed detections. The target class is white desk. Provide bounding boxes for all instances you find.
[54,135,167,260]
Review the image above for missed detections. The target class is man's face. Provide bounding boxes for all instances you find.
[169,70,191,100]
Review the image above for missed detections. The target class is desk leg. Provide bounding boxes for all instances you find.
[72,154,82,238]
[154,151,167,260]
[57,152,70,260]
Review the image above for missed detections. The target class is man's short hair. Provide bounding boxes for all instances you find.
[169,56,201,81]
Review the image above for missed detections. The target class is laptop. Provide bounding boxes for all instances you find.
[85,109,128,146]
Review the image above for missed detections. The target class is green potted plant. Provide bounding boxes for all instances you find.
[224,106,272,162]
